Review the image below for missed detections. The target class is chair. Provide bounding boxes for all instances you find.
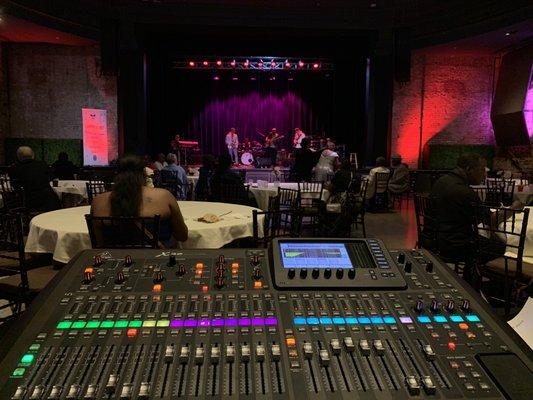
[413,193,437,249]
[252,209,303,248]
[0,213,37,322]
[86,181,112,204]
[217,182,251,205]
[472,205,530,316]
[484,179,505,207]
[269,187,300,211]
[297,181,324,234]
[368,172,390,212]
[85,214,162,249]
[159,170,186,200]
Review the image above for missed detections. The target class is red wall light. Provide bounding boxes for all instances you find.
[202,60,209,66]
[216,60,222,66]
[312,63,320,69]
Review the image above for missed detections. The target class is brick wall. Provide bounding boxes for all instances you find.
[5,43,118,163]
[391,50,497,168]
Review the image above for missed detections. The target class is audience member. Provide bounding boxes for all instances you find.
[51,152,77,180]
[329,160,358,196]
[9,146,61,211]
[162,153,188,198]
[366,156,390,199]
[388,154,410,194]
[314,141,339,182]
[91,155,188,246]
[153,153,167,171]
[195,154,216,200]
[429,153,523,281]
[209,154,247,202]
[291,137,319,181]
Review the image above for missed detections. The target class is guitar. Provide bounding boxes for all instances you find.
[264,134,285,147]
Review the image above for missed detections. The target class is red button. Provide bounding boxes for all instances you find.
[448,342,456,351]
[127,329,137,338]
[202,285,209,293]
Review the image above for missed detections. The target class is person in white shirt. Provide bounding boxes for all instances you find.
[292,128,306,149]
[366,156,390,199]
[153,153,167,171]
[314,141,339,182]
[225,128,239,165]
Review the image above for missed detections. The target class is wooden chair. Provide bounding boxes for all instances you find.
[413,193,438,250]
[269,187,300,211]
[85,214,162,249]
[297,181,324,234]
[159,170,186,200]
[252,209,303,248]
[215,182,251,206]
[472,205,530,316]
[353,178,369,237]
[0,213,37,322]
[86,181,112,204]
[368,172,390,212]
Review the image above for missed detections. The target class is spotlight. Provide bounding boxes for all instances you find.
[244,59,250,68]
[298,60,305,68]
[216,60,222,66]
[271,60,276,68]
[269,75,276,81]
[230,59,236,67]
[213,75,220,81]
[284,60,291,68]
[188,61,196,67]
[312,63,320,69]
[202,60,209,66]
[232,76,239,81]
[258,60,264,68]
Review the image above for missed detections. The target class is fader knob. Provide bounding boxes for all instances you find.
[397,253,406,264]
[404,261,412,273]
[66,385,80,399]
[430,299,440,313]
[83,271,94,284]
[12,386,26,400]
[324,268,332,279]
[106,374,117,394]
[251,255,260,266]
[348,269,356,279]
[177,264,186,276]
[414,299,424,313]
[93,255,103,266]
[300,268,308,279]
[115,271,126,284]
[218,255,225,264]
[215,277,225,289]
[124,255,132,267]
[252,267,262,280]
[167,254,176,267]
[425,261,434,273]
[460,299,470,312]
[153,271,164,284]
[336,269,344,279]
[287,268,296,279]
[138,382,150,399]
[312,268,320,279]
[445,299,455,312]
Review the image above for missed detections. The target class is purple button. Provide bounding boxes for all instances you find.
[238,318,251,326]
[251,317,265,326]
[264,317,278,326]
[199,319,210,327]
[212,319,224,327]
[184,319,198,327]
[225,318,238,327]
[399,316,413,324]
[170,320,184,328]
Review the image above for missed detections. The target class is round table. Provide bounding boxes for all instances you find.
[51,180,89,198]
[248,182,330,210]
[25,202,262,263]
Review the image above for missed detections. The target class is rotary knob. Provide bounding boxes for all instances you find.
[215,277,225,289]
[93,255,103,266]
[115,271,126,284]
[83,271,94,284]
[430,299,440,313]
[425,262,434,273]
[177,264,187,276]
[324,268,332,279]
[404,261,412,273]
[287,268,296,279]
[252,268,262,281]
[397,253,406,264]
[251,255,260,266]
[153,271,164,284]
[460,299,470,312]
[124,255,133,267]
[414,300,424,313]
[336,269,344,279]
[311,268,320,279]
[445,299,455,312]
[167,254,176,267]
[348,269,356,279]
[300,268,308,279]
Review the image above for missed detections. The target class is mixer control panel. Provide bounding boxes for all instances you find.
[0,239,532,399]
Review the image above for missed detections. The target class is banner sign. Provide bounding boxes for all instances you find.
[82,108,108,166]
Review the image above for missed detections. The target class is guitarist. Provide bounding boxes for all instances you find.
[264,128,283,166]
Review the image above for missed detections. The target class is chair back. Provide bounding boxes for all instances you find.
[375,172,390,194]
[0,212,27,288]
[217,183,250,205]
[271,187,300,211]
[252,209,302,248]
[85,214,162,249]
[414,193,438,249]
[298,181,323,195]
[158,170,185,200]
[86,181,112,204]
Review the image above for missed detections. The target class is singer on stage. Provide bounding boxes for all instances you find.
[225,127,239,165]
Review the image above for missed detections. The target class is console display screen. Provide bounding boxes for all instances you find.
[279,242,353,269]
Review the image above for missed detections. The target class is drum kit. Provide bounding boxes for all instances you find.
[238,140,263,166]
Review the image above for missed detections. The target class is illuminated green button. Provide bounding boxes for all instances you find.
[72,321,86,329]
[156,320,170,327]
[56,321,72,330]
[86,321,100,329]
[115,321,129,328]
[101,321,114,328]
[20,354,34,364]
[29,344,40,352]
[12,367,25,377]
[128,320,142,328]
[143,320,156,328]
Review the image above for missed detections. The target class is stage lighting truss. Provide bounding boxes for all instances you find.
[172,57,334,71]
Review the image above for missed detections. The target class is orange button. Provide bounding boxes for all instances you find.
[286,337,296,347]
[231,262,239,269]
[84,267,94,274]
[127,328,137,338]
[458,323,469,330]
[153,284,162,292]
[253,281,262,289]
[196,262,204,269]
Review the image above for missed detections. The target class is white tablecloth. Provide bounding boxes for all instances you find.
[25,202,262,263]
[471,184,533,205]
[498,206,533,265]
[51,180,90,199]
[248,182,330,210]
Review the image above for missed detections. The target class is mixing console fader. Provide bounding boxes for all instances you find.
[0,238,532,399]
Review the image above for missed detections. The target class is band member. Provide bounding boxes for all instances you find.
[265,128,282,166]
[225,127,239,164]
[292,128,306,149]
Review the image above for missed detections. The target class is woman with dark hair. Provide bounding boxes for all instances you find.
[195,154,216,200]
[91,155,188,245]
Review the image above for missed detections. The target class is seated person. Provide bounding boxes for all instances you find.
[91,155,188,247]
[429,153,523,281]
[9,146,61,211]
[209,154,248,203]
[162,153,188,199]
[388,154,410,194]
[366,156,390,199]
[291,137,319,181]
[314,141,339,182]
[195,154,216,200]
[153,153,167,171]
[51,152,78,180]
[327,159,357,203]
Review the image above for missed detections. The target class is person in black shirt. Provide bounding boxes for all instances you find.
[209,154,248,204]
[9,146,61,211]
[51,152,77,180]
[291,137,319,181]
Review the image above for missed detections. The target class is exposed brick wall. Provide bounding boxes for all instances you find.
[6,43,118,163]
[391,50,497,168]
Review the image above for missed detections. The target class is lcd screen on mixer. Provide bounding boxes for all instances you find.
[279,242,353,269]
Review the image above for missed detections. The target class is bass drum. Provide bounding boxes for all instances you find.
[241,152,254,166]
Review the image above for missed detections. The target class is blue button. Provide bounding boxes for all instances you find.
[383,316,396,324]
[358,317,371,324]
[293,317,306,325]
[466,314,480,322]
[417,316,431,323]
[332,317,345,325]
[450,315,464,323]
[433,315,447,323]
[345,317,358,325]
[319,317,333,325]
[370,316,384,324]
[306,317,319,325]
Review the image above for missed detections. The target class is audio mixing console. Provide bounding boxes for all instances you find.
[0,238,532,399]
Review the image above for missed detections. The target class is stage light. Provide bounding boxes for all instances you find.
[269,75,276,81]
[216,60,222,66]
[271,60,276,68]
[258,59,264,68]
[285,60,291,68]
[312,63,320,69]
[244,59,250,68]
[230,59,236,67]
[188,61,196,67]
[213,75,220,81]
[232,76,239,81]
[298,60,305,68]
[202,60,209,66]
